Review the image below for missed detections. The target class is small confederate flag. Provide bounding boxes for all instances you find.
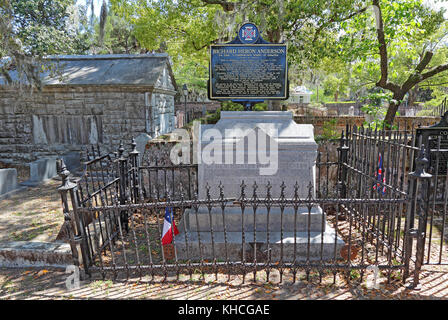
[373,153,386,195]
[162,207,179,245]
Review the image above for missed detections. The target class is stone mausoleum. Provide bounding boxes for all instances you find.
[0,53,177,164]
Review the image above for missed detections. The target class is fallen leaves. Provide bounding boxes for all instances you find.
[35,269,49,278]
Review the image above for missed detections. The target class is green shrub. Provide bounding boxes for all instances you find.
[316,118,340,142]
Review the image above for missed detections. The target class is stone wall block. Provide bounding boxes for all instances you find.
[54,92,73,100]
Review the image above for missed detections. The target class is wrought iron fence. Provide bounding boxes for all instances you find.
[56,119,448,288]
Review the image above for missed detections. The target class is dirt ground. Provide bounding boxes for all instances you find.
[0,179,64,242]
[0,264,447,300]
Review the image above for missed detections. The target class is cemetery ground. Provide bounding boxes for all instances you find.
[0,179,63,243]
[0,180,447,300]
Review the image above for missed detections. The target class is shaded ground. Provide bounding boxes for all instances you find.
[0,180,63,242]
[0,264,447,300]
[0,179,447,300]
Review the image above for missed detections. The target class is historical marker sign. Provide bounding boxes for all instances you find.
[209,23,288,100]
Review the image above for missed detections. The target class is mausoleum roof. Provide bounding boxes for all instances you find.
[0,53,177,89]
[291,85,312,95]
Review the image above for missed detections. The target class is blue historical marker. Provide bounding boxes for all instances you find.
[209,22,288,108]
[238,22,260,44]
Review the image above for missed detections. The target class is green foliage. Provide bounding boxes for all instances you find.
[201,100,267,124]
[310,87,327,103]
[9,0,90,56]
[316,118,340,142]
[109,0,368,95]
[360,91,401,129]
[360,93,388,129]
[221,101,245,111]
[339,0,448,122]
[253,102,268,111]
[93,5,141,54]
[205,111,220,124]
[0,0,90,87]
[418,87,447,116]
[323,74,349,101]
[349,269,361,280]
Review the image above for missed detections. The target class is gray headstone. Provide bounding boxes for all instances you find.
[197,111,318,199]
[61,152,81,172]
[0,168,18,195]
[21,157,58,186]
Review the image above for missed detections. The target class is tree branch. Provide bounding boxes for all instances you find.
[200,0,235,11]
[372,0,390,90]
[415,51,433,73]
[420,63,448,82]
[312,6,368,44]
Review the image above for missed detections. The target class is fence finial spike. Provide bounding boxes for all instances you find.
[293,181,299,199]
[205,182,211,200]
[57,158,76,190]
[218,181,224,200]
[280,181,286,199]
[410,144,432,179]
[131,137,137,151]
[265,181,272,199]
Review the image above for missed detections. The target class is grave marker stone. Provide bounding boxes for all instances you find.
[175,23,344,261]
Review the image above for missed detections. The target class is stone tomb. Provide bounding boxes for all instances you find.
[175,111,344,261]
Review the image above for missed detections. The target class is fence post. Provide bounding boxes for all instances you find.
[404,145,432,288]
[57,159,83,273]
[118,142,129,232]
[129,138,140,203]
[337,131,349,199]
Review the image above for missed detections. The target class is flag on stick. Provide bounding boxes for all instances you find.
[162,207,179,245]
[373,153,386,195]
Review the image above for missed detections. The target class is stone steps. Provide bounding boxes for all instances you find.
[174,227,344,262]
[0,241,73,268]
[180,205,326,232]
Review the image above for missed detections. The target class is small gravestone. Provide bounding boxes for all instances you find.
[61,151,81,172]
[0,168,18,196]
[349,106,355,116]
[21,157,58,187]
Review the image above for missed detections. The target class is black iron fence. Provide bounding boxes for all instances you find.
[56,118,447,288]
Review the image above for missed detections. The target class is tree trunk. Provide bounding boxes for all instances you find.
[383,91,405,128]
[266,29,282,111]
[408,85,418,108]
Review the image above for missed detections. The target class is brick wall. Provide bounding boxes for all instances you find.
[294,115,441,136]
